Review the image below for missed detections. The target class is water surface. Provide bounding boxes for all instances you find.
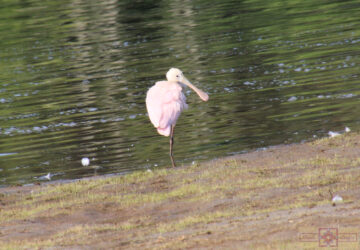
[1,0,360,185]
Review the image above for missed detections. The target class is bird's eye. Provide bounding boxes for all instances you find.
[176,75,179,78]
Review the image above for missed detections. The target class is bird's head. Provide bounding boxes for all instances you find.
[166,68,184,82]
[166,68,209,102]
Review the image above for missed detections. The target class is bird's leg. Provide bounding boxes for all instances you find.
[169,125,176,167]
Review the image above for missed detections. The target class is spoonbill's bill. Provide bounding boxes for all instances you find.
[146,68,209,167]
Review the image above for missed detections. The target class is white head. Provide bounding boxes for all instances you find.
[166,68,209,102]
[166,68,184,82]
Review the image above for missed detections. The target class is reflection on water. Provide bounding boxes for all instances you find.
[1,0,360,185]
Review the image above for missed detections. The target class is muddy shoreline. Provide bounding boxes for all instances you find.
[1,133,360,249]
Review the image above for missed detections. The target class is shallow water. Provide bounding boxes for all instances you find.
[1,0,360,185]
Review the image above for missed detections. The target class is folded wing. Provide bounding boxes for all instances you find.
[146,81,187,136]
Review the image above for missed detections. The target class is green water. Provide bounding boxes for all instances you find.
[1,0,360,185]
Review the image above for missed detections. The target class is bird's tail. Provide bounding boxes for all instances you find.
[157,126,170,136]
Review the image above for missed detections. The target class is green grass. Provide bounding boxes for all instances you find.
[157,210,234,233]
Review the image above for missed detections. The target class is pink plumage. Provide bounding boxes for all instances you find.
[145,68,209,167]
[146,81,187,136]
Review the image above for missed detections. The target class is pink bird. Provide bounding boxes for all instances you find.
[146,68,209,167]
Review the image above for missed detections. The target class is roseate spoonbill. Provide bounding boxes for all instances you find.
[146,68,209,167]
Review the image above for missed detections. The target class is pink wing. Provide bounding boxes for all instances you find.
[146,81,187,136]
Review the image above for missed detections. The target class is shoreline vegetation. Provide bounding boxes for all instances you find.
[1,133,360,249]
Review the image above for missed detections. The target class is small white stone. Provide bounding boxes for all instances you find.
[328,131,340,138]
[332,195,343,204]
[81,157,90,167]
[44,173,51,180]
[287,96,297,102]
[39,173,51,181]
